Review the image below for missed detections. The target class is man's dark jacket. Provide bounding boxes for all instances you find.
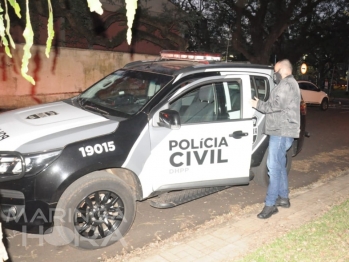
[256,75,301,138]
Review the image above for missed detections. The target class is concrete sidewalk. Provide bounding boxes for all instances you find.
[109,171,349,262]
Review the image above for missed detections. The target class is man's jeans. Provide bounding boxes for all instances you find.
[265,135,294,206]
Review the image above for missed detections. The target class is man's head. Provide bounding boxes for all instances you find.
[274,59,293,79]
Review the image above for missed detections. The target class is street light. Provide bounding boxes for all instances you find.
[301,63,307,74]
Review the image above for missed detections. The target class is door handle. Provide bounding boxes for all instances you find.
[229,130,249,139]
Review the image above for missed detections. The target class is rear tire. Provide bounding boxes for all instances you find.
[320,98,329,111]
[53,171,136,250]
[254,146,293,187]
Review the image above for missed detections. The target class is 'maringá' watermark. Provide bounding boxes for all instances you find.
[2,207,129,248]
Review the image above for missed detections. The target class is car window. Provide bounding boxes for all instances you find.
[226,81,241,118]
[169,80,243,123]
[169,84,217,124]
[79,69,172,117]
[308,83,318,92]
[299,83,306,90]
[299,82,318,91]
[250,76,269,101]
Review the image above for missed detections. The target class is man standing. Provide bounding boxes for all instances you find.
[250,59,301,219]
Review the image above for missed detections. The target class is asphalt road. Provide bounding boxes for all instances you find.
[3,106,349,262]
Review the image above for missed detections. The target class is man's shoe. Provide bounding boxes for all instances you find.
[276,196,291,208]
[257,205,278,219]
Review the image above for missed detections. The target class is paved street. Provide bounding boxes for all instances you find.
[3,106,349,261]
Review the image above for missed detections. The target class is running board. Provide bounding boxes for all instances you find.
[149,187,229,209]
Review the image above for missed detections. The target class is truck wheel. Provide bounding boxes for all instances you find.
[254,147,293,187]
[53,171,136,250]
[320,98,329,111]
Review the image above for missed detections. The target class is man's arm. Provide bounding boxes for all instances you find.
[253,82,295,114]
[256,92,283,114]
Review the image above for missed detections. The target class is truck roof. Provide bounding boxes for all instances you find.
[123,60,274,77]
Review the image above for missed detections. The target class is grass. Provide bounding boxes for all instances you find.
[238,199,349,262]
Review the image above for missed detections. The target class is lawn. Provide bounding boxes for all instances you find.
[238,199,349,262]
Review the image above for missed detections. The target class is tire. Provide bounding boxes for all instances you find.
[254,146,293,187]
[320,98,329,111]
[53,171,136,250]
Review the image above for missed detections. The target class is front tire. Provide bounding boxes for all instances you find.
[320,98,329,111]
[254,146,293,187]
[53,171,136,250]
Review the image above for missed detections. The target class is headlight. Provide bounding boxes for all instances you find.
[0,150,61,180]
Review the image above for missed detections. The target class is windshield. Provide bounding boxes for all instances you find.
[79,69,173,117]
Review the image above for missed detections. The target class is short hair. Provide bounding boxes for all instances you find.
[278,59,293,73]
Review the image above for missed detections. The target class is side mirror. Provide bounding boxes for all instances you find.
[158,109,181,130]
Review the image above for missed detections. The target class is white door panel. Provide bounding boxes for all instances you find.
[301,89,323,104]
[301,90,313,103]
[314,91,324,103]
[138,75,254,195]
[140,120,253,192]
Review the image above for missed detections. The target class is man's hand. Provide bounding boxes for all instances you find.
[250,96,259,108]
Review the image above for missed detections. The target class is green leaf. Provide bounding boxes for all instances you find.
[1,34,12,58]
[45,0,55,58]
[86,0,103,15]
[0,11,5,36]
[3,0,16,49]
[21,0,35,85]
[4,45,12,57]
[7,0,21,18]
[0,7,9,57]
[125,0,138,45]
[1,35,12,58]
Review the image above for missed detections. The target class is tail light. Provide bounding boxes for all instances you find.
[300,100,307,115]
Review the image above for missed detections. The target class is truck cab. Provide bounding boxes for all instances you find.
[0,51,306,249]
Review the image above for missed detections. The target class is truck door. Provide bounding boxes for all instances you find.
[139,75,254,196]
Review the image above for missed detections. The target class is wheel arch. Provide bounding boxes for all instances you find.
[51,168,143,204]
[105,168,143,200]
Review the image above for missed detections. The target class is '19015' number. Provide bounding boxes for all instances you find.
[79,141,115,157]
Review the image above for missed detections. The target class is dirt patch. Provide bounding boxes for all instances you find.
[292,147,349,173]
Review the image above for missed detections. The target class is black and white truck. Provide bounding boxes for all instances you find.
[0,51,307,249]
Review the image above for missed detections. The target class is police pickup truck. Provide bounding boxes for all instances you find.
[0,50,306,249]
